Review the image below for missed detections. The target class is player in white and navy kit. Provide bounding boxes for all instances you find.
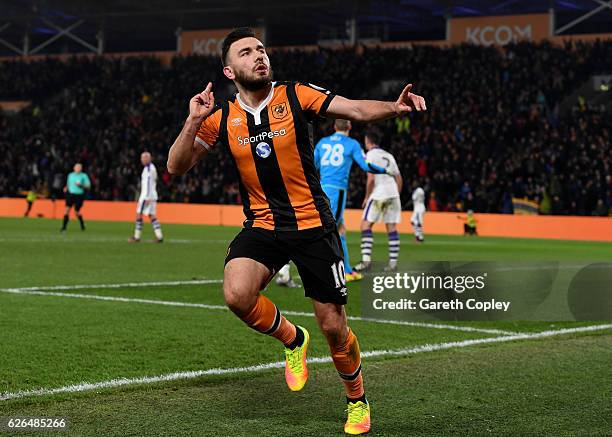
[411,185,425,242]
[129,152,164,243]
[354,132,403,272]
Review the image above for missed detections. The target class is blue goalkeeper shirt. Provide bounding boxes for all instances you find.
[314,132,384,190]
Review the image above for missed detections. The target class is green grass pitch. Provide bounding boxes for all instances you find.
[0,217,611,436]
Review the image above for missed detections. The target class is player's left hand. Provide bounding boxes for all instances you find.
[395,84,426,114]
[361,199,367,209]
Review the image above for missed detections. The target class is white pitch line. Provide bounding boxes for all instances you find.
[346,316,514,335]
[0,286,517,336]
[0,289,228,311]
[276,309,514,336]
[1,324,610,402]
[1,279,223,292]
[0,236,229,244]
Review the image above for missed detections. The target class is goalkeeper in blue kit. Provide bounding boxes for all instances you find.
[314,119,391,281]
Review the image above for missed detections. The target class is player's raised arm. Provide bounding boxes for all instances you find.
[167,83,215,175]
[326,84,426,122]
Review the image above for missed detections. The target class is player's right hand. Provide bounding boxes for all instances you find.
[189,82,215,121]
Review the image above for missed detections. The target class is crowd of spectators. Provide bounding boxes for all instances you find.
[1,39,611,215]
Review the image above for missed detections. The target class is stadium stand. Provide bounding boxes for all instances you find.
[1,40,611,215]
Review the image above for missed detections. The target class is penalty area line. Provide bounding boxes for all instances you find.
[1,323,610,402]
[0,279,223,292]
[0,285,517,336]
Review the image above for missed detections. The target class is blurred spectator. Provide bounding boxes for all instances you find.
[1,41,611,216]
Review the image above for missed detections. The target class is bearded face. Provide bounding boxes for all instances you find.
[232,63,274,91]
[225,37,273,91]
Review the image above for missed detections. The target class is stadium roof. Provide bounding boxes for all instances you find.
[1,0,612,54]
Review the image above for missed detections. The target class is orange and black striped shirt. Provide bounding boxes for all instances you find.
[195,81,336,231]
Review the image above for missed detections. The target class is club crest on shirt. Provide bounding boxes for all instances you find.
[231,117,243,127]
[272,102,288,120]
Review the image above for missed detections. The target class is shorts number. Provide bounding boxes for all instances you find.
[321,143,344,167]
[331,260,346,288]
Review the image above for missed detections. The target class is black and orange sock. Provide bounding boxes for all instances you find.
[330,328,364,399]
[287,325,304,349]
[241,294,297,347]
[347,393,367,404]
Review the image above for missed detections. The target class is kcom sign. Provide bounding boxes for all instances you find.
[449,14,550,46]
[466,24,532,46]
[180,28,265,55]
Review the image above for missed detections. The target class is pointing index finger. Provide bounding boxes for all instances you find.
[401,83,413,98]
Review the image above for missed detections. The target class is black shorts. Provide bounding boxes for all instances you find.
[225,227,348,305]
[65,194,84,211]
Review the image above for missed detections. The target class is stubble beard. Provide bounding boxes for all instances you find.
[234,67,274,92]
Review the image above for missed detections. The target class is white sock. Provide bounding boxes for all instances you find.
[151,217,163,240]
[135,219,143,239]
[361,229,373,263]
[388,230,400,266]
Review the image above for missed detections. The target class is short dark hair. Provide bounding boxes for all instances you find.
[221,27,257,66]
[365,131,380,145]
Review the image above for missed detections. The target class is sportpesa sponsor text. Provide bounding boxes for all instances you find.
[237,129,287,146]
